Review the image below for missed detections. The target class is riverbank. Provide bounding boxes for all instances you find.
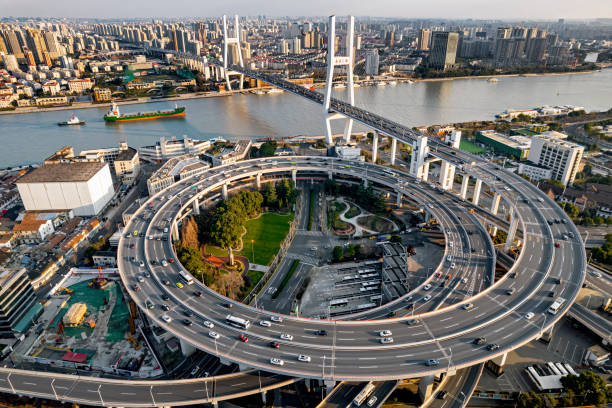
[416,68,602,82]
[0,89,247,116]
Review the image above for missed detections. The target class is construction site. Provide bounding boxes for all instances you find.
[20,268,161,377]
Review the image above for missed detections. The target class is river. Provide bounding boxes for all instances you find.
[1,69,611,168]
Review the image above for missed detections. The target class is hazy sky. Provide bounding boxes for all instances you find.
[3,0,611,19]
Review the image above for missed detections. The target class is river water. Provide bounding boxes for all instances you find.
[1,69,611,168]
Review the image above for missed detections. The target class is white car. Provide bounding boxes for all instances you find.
[139,261,145,267]
[259,320,272,327]
[446,256,452,262]
[423,284,432,291]
[450,263,456,269]
[462,277,468,284]
[280,333,294,341]
[270,358,284,366]
[524,312,535,320]
[448,242,453,248]
[137,275,144,282]
[161,314,172,323]
[380,337,394,344]
[203,320,214,329]
[298,355,311,363]
[379,330,393,337]
[209,331,220,340]
[270,315,283,323]
[423,295,432,302]
[161,260,168,267]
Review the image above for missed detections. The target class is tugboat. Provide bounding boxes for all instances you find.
[58,113,85,126]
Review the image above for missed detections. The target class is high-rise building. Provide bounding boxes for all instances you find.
[2,54,19,71]
[528,133,584,186]
[0,268,38,336]
[429,31,459,71]
[0,35,7,54]
[418,28,430,51]
[3,31,24,60]
[43,31,60,59]
[365,49,379,75]
[290,37,301,54]
[25,29,48,65]
[278,39,289,54]
[228,43,240,65]
[385,31,395,48]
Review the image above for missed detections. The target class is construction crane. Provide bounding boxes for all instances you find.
[89,266,109,289]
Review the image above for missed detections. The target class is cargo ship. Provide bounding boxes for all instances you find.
[103,103,186,122]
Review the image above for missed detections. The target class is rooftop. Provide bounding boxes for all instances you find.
[17,162,108,183]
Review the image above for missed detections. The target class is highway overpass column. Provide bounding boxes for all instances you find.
[460,174,470,200]
[410,136,429,180]
[179,338,196,357]
[292,169,297,184]
[490,192,502,237]
[261,391,267,404]
[222,182,228,200]
[489,352,507,376]
[439,161,456,191]
[372,131,379,163]
[324,380,336,396]
[390,138,397,165]
[256,172,261,189]
[473,179,483,206]
[172,223,179,241]
[505,211,520,251]
[192,198,200,215]
[396,191,402,208]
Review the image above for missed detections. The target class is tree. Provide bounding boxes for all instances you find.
[560,202,579,219]
[332,246,344,262]
[345,243,356,259]
[390,234,402,243]
[561,371,610,405]
[210,207,244,265]
[263,182,278,208]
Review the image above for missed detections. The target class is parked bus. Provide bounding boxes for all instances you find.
[353,382,375,406]
[547,297,566,315]
[226,315,251,330]
[178,269,194,285]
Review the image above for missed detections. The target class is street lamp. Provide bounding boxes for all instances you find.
[251,239,255,265]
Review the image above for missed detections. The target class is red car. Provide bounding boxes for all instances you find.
[436,272,442,278]
[169,258,175,263]
[130,243,135,249]
[554,242,561,248]
[239,334,248,343]
[269,341,280,349]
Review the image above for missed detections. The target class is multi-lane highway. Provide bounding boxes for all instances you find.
[116,155,585,382]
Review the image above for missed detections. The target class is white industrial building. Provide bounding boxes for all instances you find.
[16,162,114,217]
[138,137,212,162]
[528,134,584,186]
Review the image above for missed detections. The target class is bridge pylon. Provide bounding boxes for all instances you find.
[323,15,355,146]
[222,14,244,91]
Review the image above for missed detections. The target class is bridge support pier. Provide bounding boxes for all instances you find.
[328,171,333,180]
[292,169,297,184]
[323,380,336,396]
[410,136,429,180]
[396,191,402,208]
[261,391,266,404]
[179,338,196,357]
[256,172,261,189]
[505,211,519,251]
[171,223,179,241]
[439,161,456,191]
[390,138,397,165]
[460,174,470,200]
[192,198,200,215]
[322,15,355,146]
[219,357,232,366]
[490,192,502,237]
[487,352,507,376]
[372,131,379,164]
[473,179,483,206]
[222,183,228,200]
[418,375,435,403]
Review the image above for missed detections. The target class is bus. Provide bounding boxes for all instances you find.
[353,382,375,406]
[547,297,566,315]
[226,315,251,330]
[178,270,194,285]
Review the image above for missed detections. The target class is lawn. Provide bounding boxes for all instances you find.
[357,215,395,233]
[206,212,293,266]
[460,139,486,154]
[345,204,361,219]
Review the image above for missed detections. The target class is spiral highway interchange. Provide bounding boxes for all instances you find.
[118,154,586,381]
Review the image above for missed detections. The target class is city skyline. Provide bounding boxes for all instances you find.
[2,0,612,20]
